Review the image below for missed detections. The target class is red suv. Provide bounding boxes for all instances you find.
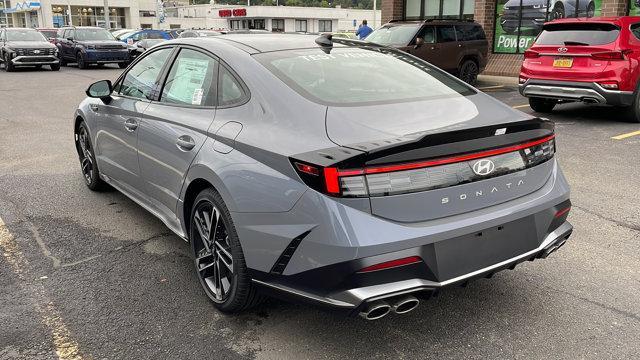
[519,16,640,122]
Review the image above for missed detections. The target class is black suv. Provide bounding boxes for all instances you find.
[0,28,60,72]
[55,26,129,69]
[366,20,488,85]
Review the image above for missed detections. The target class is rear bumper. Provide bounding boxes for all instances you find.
[519,79,635,106]
[251,220,573,312]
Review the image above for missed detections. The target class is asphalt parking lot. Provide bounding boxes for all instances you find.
[1,65,639,360]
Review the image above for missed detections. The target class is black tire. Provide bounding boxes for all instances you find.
[190,188,264,313]
[529,97,557,113]
[75,121,109,191]
[586,1,595,17]
[458,59,479,85]
[59,54,67,67]
[4,54,14,72]
[77,52,88,69]
[118,62,128,69]
[551,3,565,20]
[621,92,640,123]
[50,63,60,71]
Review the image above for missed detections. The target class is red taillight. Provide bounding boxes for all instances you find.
[294,162,320,176]
[591,51,627,61]
[358,256,423,273]
[323,167,340,194]
[555,206,571,218]
[524,50,540,59]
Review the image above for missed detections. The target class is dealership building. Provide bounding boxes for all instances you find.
[381,0,636,76]
[0,1,379,34]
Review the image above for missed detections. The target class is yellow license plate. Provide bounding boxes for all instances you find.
[553,58,573,68]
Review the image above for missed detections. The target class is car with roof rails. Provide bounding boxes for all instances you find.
[519,16,640,122]
[75,33,572,320]
[118,29,173,45]
[366,19,488,85]
[0,28,60,72]
[55,26,129,69]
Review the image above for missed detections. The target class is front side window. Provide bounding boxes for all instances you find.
[319,20,332,33]
[295,19,307,32]
[418,26,435,43]
[118,48,173,100]
[256,47,474,106]
[218,66,247,107]
[161,48,218,107]
[6,30,46,41]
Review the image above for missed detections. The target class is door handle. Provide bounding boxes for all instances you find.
[124,119,138,132]
[430,46,437,50]
[176,135,196,151]
[458,44,463,48]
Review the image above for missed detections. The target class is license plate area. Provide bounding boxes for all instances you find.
[553,57,573,68]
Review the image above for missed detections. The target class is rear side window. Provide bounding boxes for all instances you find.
[437,26,456,43]
[218,65,248,107]
[535,23,620,46]
[457,24,486,41]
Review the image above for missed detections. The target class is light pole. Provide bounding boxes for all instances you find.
[103,0,109,28]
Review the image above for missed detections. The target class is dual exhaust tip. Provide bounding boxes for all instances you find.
[359,295,420,321]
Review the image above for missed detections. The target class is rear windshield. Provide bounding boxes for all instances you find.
[6,30,46,41]
[255,47,474,106]
[535,23,620,46]
[76,28,115,41]
[366,24,420,46]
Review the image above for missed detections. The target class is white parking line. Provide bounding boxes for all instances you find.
[478,85,504,90]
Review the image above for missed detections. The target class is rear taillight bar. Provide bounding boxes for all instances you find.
[524,50,540,59]
[591,50,631,61]
[292,135,556,198]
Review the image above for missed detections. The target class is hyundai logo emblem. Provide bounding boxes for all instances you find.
[558,47,568,53]
[472,159,496,176]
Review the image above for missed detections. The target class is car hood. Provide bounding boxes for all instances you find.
[77,40,126,47]
[6,41,55,49]
[325,93,532,151]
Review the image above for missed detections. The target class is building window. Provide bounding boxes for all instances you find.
[493,0,601,54]
[139,10,156,17]
[272,18,284,32]
[295,19,307,32]
[318,20,332,32]
[253,19,265,30]
[404,0,473,20]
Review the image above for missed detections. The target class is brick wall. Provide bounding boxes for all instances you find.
[601,0,627,16]
[381,0,403,24]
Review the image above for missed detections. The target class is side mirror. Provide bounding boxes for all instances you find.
[86,80,113,103]
[66,37,73,41]
[414,37,424,49]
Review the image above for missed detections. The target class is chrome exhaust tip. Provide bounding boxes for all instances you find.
[359,301,391,321]
[391,295,419,314]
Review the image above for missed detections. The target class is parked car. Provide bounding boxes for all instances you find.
[167,29,185,39]
[178,30,223,38]
[55,26,129,69]
[501,0,596,34]
[366,20,488,85]
[118,29,172,45]
[128,38,166,61]
[519,16,640,122]
[111,28,136,38]
[36,28,59,43]
[332,32,357,39]
[0,28,60,72]
[75,34,572,319]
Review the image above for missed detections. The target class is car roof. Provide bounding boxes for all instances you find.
[192,33,357,54]
[387,19,480,26]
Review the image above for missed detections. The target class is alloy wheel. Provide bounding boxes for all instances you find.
[460,61,479,85]
[192,201,234,303]
[77,126,94,184]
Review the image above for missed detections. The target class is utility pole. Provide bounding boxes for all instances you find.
[372,0,376,28]
[103,0,110,28]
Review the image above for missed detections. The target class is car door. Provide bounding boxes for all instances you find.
[62,29,75,60]
[410,25,438,65]
[430,25,461,72]
[94,46,174,192]
[136,46,218,214]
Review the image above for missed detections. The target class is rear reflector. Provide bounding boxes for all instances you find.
[294,162,320,176]
[598,81,619,90]
[555,206,571,218]
[358,256,423,273]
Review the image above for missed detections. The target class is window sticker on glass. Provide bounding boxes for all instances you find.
[163,57,211,105]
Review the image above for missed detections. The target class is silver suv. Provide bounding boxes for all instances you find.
[75,34,572,320]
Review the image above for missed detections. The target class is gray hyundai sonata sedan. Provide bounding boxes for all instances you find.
[75,34,572,320]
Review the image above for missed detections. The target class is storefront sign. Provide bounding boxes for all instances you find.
[493,0,602,54]
[219,8,246,17]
